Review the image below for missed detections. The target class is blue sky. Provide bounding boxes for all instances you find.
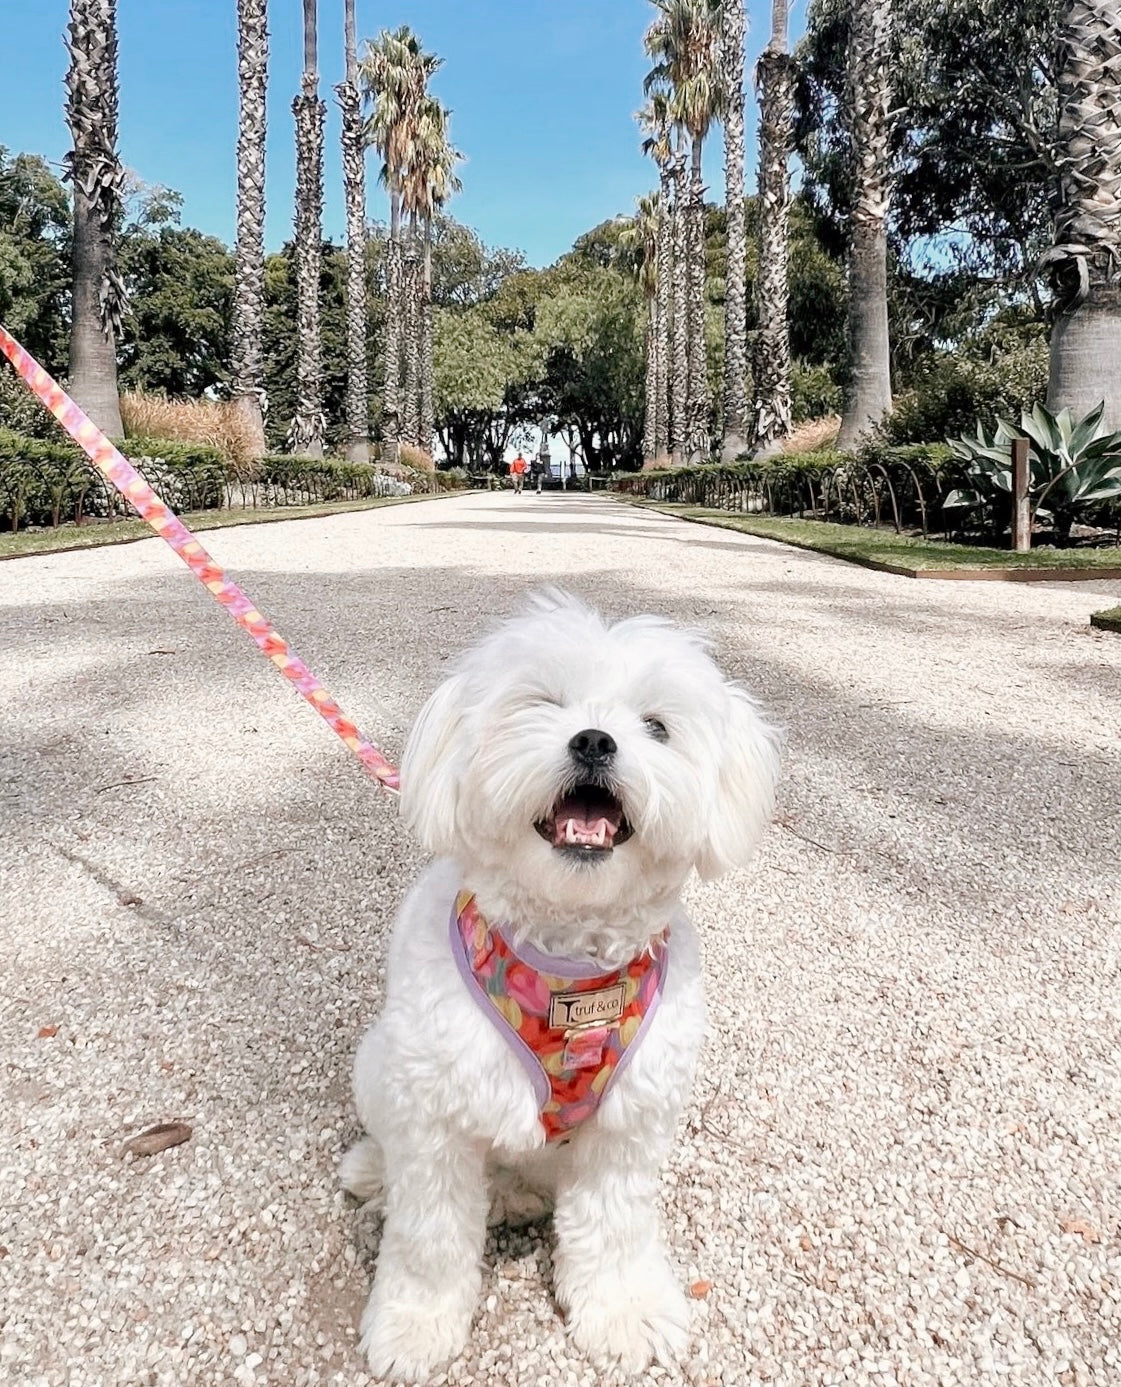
[2,1,806,268]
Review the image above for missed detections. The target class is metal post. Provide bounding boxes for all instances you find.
[1011,437,1031,552]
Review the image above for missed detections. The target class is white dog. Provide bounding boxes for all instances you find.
[341,590,780,1381]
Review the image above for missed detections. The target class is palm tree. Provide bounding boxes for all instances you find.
[231,0,269,457]
[359,27,441,467]
[671,146,690,465]
[336,0,368,463]
[750,0,795,454]
[645,0,722,464]
[402,99,461,458]
[64,0,124,437]
[288,0,326,457]
[1045,0,1121,429]
[620,195,662,465]
[637,93,675,463]
[720,0,750,461]
[836,0,894,452]
[401,217,422,448]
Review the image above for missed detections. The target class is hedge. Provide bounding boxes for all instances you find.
[0,428,414,532]
[613,444,965,537]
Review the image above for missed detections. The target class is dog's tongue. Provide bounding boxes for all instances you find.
[552,791,623,849]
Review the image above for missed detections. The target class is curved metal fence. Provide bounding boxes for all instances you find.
[613,447,960,538]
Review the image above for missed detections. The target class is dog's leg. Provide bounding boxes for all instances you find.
[552,1131,689,1374]
[339,1134,385,1205]
[359,1133,489,1383]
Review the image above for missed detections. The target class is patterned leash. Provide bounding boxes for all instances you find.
[0,324,400,793]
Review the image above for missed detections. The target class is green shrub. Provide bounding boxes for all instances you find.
[122,437,229,513]
[0,368,61,440]
[0,428,415,531]
[614,444,965,536]
[252,454,412,505]
[791,361,843,423]
[884,333,1049,446]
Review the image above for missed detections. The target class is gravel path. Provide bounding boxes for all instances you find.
[2,491,1120,1387]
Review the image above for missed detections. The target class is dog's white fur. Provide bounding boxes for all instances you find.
[341,591,780,1381]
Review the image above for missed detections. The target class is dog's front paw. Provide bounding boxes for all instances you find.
[565,1263,690,1374]
[359,1280,475,1383]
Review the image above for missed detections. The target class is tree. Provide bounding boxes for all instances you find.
[0,148,70,376]
[336,0,369,462]
[288,0,326,456]
[751,0,795,453]
[618,197,661,465]
[117,189,234,396]
[645,0,723,463]
[403,100,462,457]
[231,0,269,456]
[360,26,441,465]
[433,305,522,468]
[1045,0,1121,429]
[64,0,125,436]
[721,0,750,459]
[637,94,676,463]
[836,0,895,451]
[670,147,690,462]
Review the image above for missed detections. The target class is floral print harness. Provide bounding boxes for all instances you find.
[450,891,669,1142]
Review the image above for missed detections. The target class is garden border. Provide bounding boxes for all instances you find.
[624,500,1121,583]
[0,489,470,563]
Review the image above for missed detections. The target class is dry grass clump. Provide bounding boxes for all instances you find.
[397,443,435,472]
[782,415,841,455]
[120,391,261,476]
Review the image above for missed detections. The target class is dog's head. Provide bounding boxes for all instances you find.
[400,590,781,916]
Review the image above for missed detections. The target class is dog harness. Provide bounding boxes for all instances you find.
[450,891,669,1142]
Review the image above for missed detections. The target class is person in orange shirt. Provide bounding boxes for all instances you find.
[509,452,528,494]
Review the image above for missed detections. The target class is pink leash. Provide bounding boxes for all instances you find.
[0,324,400,792]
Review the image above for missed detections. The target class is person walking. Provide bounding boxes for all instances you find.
[509,451,527,494]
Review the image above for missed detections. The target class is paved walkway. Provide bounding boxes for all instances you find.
[2,492,1119,1387]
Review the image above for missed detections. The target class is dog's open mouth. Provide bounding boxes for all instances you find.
[535,784,633,855]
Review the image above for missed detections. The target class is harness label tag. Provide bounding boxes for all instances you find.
[549,983,626,1031]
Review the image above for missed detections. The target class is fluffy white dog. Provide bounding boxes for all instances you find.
[341,590,780,1382]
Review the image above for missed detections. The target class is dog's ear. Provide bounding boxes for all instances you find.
[399,672,469,855]
[695,683,782,881]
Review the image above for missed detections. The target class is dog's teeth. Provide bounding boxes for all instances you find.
[565,819,577,844]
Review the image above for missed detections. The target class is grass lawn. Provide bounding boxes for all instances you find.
[0,491,461,562]
[1091,605,1121,632]
[628,501,1121,578]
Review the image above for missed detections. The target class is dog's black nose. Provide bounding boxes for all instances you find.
[568,728,617,765]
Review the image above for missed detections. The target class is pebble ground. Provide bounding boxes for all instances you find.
[2,492,1119,1387]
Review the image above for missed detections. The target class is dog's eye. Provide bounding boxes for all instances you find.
[643,716,669,742]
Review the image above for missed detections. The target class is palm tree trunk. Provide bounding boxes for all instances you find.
[1045,0,1121,430]
[685,134,709,463]
[751,0,795,456]
[231,0,269,457]
[402,218,421,448]
[289,0,325,458]
[642,292,659,466]
[336,0,368,463]
[671,151,689,466]
[65,0,124,437]
[721,0,750,461]
[837,0,894,452]
[655,167,673,462]
[382,193,402,467]
[420,219,435,458]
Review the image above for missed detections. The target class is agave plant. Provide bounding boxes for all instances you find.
[945,401,1121,542]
